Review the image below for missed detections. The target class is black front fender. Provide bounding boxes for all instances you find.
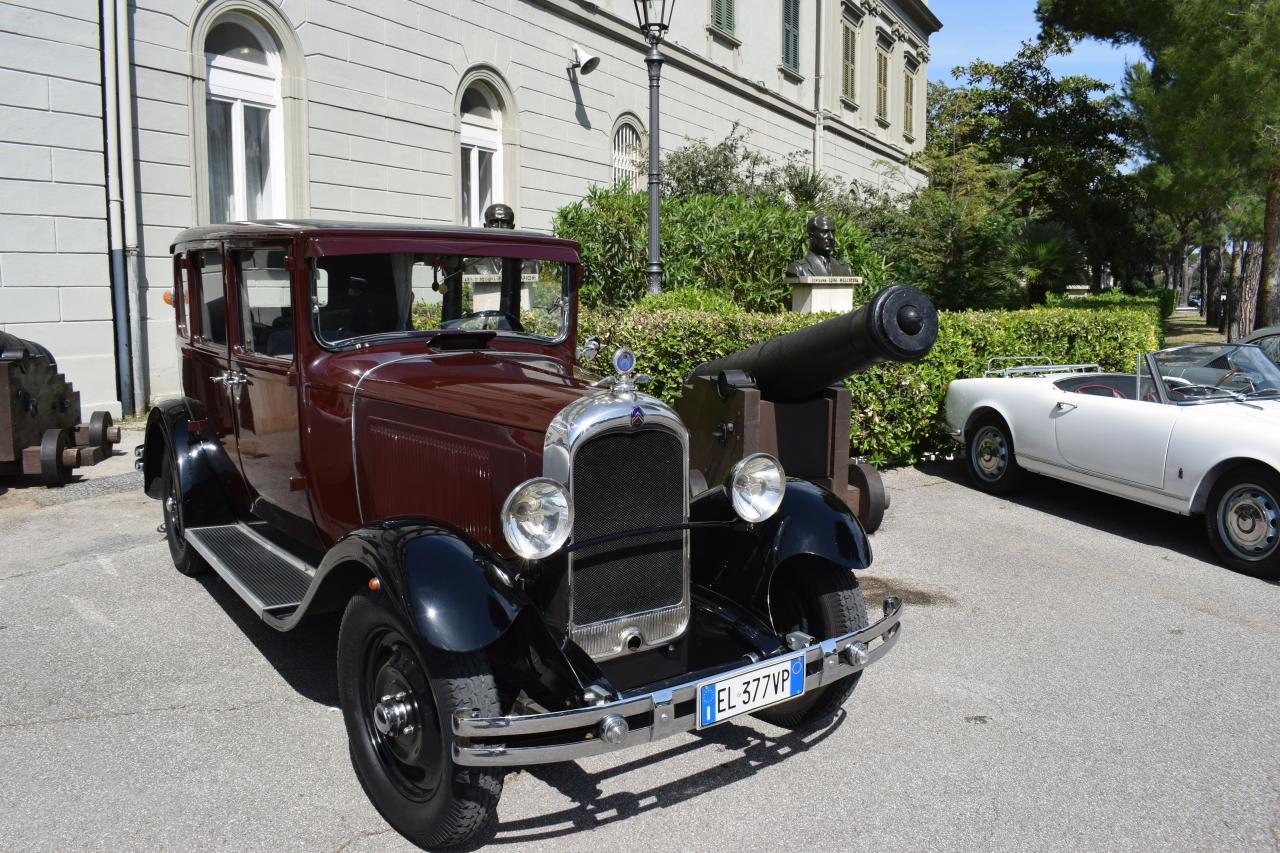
[319,520,529,654]
[690,478,872,620]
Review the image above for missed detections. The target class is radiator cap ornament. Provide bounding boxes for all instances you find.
[612,348,636,375]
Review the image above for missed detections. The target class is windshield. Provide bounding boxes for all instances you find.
[1151,344,1280,403]
[310,251,571,347]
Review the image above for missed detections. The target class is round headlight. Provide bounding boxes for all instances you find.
[501,478,573,559]
[728,453,786,523]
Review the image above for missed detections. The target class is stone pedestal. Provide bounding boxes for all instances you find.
[466,274,537,312]
[787,275,864,313]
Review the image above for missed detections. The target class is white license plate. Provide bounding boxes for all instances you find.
[695,652,806,728]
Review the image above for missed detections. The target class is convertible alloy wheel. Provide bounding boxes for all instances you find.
[1206,467,1280,578]
[964,414,1024,494]
[1216,483,1278,562]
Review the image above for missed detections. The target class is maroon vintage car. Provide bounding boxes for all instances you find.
[139,220,931,849]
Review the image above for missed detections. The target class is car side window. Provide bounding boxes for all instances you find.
[1255,335,1280,365]
[235,248,292,358]
[195,249,227,345]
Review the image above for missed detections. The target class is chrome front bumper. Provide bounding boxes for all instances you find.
[452,595,903,767]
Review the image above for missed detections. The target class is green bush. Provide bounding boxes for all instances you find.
[1045,288,1176,319]
[581,304,1162,465]
[554,185,887,311]
[636,288,744,314]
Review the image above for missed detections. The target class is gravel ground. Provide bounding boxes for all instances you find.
[0,463,1277,852]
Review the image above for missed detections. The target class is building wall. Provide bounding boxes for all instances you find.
[0,0,937,416]
[0,1,118,415]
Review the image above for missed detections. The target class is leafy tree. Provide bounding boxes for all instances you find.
[1038,0,1280,328]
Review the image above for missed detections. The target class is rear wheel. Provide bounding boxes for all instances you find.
[754,563,868,729]
[161,445,209,576]
[337,592,504,849]
[964,413,1025,494]
[1205,466,1280,579]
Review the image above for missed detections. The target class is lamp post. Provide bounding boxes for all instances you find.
[634,1,674,295]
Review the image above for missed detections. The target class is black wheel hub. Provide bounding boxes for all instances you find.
[362,631,442,801]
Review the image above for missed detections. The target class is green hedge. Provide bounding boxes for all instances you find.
[554,185,888,311]
[1046,289,1177,319]
[581,304,1162,465]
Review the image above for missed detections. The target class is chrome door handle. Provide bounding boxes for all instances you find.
[225,371,247,385]
[1054,401,1077,412]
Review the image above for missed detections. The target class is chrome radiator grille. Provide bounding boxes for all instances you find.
[569,428,688,659]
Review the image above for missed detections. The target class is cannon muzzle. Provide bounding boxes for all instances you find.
[689,284,938,401]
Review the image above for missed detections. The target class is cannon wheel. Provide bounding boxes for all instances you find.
[848,462,888,533]
[39,428,71,487]
[88,411,115,453]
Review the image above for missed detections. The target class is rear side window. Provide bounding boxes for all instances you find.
[235,248,292,358]
[196,250,227,345]
[1254,335,1280,365]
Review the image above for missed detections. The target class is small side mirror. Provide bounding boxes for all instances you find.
[577,335,600,364]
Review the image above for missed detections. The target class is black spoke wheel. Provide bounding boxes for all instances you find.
[161,444,208,576]
[338,592,503,849]
[1205,466,1280,579]
[964,413,1025,494]
[754,562,868,729]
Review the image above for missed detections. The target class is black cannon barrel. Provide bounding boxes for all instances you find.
[0,331,55,366]
[690,284,938,400]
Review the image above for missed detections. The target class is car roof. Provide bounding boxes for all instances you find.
[1242,325,1280,342]
[169,219,578,252]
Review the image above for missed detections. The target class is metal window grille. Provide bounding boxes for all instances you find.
[876,48,889,120]
[782,0,800,72]
[712,0,735,34]
[903,69,915,135]
[841,20,856,101]
[612,122,644,188]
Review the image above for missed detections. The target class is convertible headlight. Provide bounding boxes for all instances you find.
[728,453,786,523]
[501,478,573,559]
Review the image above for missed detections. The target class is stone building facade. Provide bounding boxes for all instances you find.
[0,0,940,416]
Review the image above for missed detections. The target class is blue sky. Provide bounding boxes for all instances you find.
[926,0,1146,91]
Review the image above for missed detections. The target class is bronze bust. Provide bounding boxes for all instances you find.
[787,215,853,278]
[483,203,515,229]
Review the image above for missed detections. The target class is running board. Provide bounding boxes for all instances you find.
[185,523,316,618]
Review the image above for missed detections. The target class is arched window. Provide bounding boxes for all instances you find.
[459,83,503,226]
[204,14,284,221]
[612,116,645,188]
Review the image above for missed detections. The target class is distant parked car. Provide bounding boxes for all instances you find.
[1241,325,1280,366]
[1188,292,1203,309]
[945,345,1280,578]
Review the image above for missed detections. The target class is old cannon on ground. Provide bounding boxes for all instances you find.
[1,331,121,486]
[674,284,938,532]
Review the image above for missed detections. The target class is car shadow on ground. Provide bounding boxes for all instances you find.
[195,574,341,707]
[917,460,1237,569]
[483,711,846,847]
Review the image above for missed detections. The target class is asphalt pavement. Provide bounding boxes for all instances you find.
[1,454,1277,851]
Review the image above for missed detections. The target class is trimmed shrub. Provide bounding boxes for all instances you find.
[554,185,887,311]
[581,304,1162,465]
[637,288,744,313]
[1046,289,1176,320]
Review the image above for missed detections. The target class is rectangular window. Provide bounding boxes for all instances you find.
[196,250,227,345]
[712,0,735,35]
[841,19,857,102]
[876,48,889,121]
[903,68,916,136]
[782,0,800,72]
[235,248,292,357]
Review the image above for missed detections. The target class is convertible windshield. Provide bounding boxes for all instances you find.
[310,251,571,346]
[1151,344,1280,403]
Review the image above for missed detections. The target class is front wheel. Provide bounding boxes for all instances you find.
[964,413,1025,494]
[337,592,504,849]
[754,563,868,729]
[1205,466,1280,579]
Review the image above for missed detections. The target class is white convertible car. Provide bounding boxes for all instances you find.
[945,343,1280,578]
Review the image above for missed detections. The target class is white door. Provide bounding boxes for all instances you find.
[1053,394,1181,489]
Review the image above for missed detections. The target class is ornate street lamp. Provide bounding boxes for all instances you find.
[633,1,675,294]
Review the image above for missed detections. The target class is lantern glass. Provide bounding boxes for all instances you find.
[633,0,674,38]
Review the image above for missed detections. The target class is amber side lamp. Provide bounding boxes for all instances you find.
[163,289,173,305]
